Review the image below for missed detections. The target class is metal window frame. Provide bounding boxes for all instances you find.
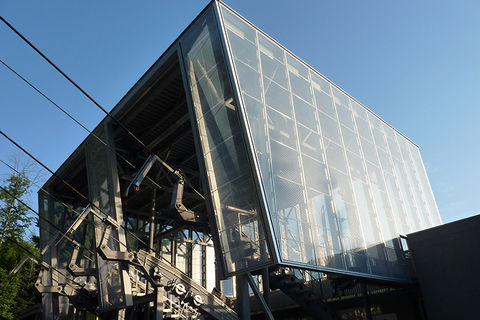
[214,1,417,283]
[213,1,279,270]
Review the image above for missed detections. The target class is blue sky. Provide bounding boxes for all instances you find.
[1,0,479,225]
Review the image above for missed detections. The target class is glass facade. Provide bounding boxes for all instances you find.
[179,6,271,275]
[36,7,443,316]
[218,3,441,280]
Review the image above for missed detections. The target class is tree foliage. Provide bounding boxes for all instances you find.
[0,163,41,319]
[0,170,32,242]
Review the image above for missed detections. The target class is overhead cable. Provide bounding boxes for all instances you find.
[0,16,204,200]
[0,130,169,258]
[0,157,120,261]
[0,183,96,262]
[0,57,167,194]
[1,232,86,289]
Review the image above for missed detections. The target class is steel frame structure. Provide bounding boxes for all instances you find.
[31,1,440,319]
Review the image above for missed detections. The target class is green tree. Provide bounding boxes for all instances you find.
[0,162,41,319]
[0,170,32,243]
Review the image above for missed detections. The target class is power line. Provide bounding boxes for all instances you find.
[0,155,194,299]
[0,17,203,265]
[0,57,168,194]
[0,157,129,264]
[0,129,170,259]
[0,157,128,260]
[1,232,86,289]
[0,15,204,200]
[0,183,96,262]
[0,58,92,138]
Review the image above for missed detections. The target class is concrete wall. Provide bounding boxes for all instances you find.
[408,214,480,320]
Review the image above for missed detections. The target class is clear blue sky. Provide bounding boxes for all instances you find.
[1,0,479,225]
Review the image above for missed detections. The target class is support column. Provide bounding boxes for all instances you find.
[85,123,132,310]
[236,274,251,320]
[261,268,271,310]
[149,189,156,253]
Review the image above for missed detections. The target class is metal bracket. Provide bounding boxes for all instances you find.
[11,255,48,275]
[126,155,157,196]
[55,205,94,246]
[97,225,134,262]
[11,252,49,275]
[67,245,96,277]
[169,178,202,224]
[35,269,63,294]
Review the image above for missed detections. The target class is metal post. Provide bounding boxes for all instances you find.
[145,189,157,319]
[247,273,274,320]
[261,268,271,309]
[236,274,251,320]
[149,189,156,254]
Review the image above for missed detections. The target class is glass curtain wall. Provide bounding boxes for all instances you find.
[179,6,271,275]
[219,4,441,280]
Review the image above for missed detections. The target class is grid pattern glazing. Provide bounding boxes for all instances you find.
[220,4,441,280]
[180,6,270,275]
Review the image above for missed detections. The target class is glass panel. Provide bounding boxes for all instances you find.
[314,89,336,119]
[399,140,430,229]
[267,107,296,148]
[325,141,348,174]
[260,53,288,88]
[221,7,256,43]
[225,29,258,70]
[220,3,435,281]
[297,125,323,160]
[235,61,262,100]
[319,113,342,145]
[206,245,216,292]
[409,145,442,226]
[175,233,188,273]
[271,140,302,185]
[258,33,284,62]
[332,87,350,107]
[161,238,172,263]
[310,71,331,94]
[341,125,361,156]
[264,77,292,116]
[361,138,379,165]
[347,151,367,183]
[206,135,251,190]
[182,6,270,275]
[293,96,317,131]
[286,54,309,80]
[356,117,373,142]
[289,71,313,103]
[302,155,328,194]
[192,242,203,285]
[199,92,242,150]
[337,104,355,131]
[329,168,355,204]
[351,100,367,120]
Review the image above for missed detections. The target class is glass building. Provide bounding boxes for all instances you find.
[182,2,441,281]
[37,0,441,317]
